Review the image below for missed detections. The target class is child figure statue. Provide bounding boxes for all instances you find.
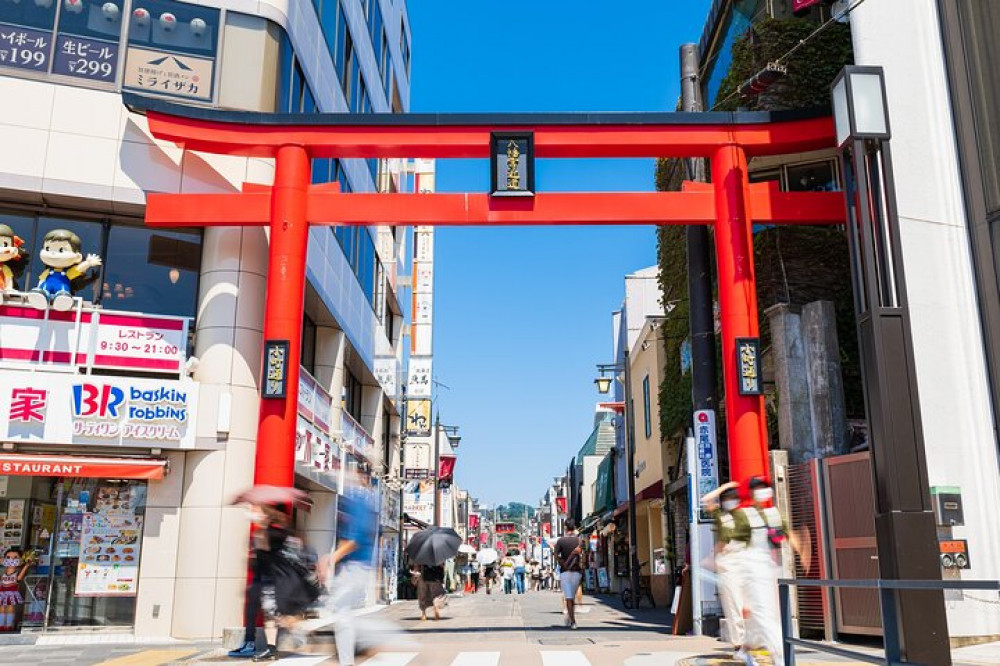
[26,229,102,311]
[0,224,24,300]
[0,548,33,632]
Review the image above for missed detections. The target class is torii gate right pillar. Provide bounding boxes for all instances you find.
[713,144,768,483]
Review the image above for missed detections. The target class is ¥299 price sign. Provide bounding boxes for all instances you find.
[53,35,119,82]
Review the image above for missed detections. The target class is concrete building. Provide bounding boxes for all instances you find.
[696,0,1000,644]
[0,0,412,638]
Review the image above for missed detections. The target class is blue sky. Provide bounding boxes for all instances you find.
[406,1,713,508]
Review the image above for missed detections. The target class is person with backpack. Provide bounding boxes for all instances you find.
[554,519,584,628]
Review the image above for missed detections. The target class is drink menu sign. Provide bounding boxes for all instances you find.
[76,512,142,597]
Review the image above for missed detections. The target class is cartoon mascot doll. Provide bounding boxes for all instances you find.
[26,229,102,311]
[0,224,24,301]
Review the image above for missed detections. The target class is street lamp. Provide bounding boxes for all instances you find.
[831,65,949,664]
[594,359,641,609]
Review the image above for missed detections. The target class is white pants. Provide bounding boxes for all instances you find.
[716,550,746,648]
[326,561,372,665]
[743,551,783,666]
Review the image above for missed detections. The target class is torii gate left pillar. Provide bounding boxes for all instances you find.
[125,94,843,489]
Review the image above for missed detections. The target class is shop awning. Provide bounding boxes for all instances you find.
[0,454,167,479]
[593,452,616,515]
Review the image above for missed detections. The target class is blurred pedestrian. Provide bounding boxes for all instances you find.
[703,481,750,663]
[470,557,481,593]
[555,519,583,629]
[417,563,446,621]
[483,560,497,595]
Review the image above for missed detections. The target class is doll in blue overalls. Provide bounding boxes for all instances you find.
[25,229,102,311]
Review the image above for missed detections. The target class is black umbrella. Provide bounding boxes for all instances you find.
[405,527,462,566]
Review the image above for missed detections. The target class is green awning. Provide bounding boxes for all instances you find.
[593,452,615,515]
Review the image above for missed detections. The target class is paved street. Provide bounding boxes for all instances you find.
[0,590,912,665]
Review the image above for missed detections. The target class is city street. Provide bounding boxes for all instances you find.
[0,591,887,665]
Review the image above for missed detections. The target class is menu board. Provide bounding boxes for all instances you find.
[75,513,142,597]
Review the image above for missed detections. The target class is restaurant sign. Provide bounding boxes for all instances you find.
[123,46,213,101]
[262,340,289,399]
[0,371,200,449]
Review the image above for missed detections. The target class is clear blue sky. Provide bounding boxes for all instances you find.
[406,1,713,509]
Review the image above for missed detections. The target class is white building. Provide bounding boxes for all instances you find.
[0,0,412,638]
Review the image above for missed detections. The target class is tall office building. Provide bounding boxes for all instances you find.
[0,0,411,638]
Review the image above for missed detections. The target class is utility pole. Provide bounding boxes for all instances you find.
[432,411,441,526]
[622,350,641,609]
[680,43,721,468]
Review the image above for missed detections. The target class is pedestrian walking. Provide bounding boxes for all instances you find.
[470,557,481,593]
[702,481,751,662]
[554,519,584,628]
[512,549,527,594]
[417,563,446,620]
[484,561,497,594]
[737,476,803,666]
[500,554,515,594]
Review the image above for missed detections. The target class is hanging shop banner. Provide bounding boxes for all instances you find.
[406,399,432,436]
[0,306,189,374]
[262,340,289,399]
[736,337,763,395]
[0,371,199,449]
[373,356,399,402]
[495,522,516,534]
[403,440,431,474]
[693,409,719,522]
[469,513,480,530]
[75,512,143,597]
[407,357,432,398]
[438,454,457,482]
[123,46,213,101]
[555,497,567,515]
[403,480,434,525]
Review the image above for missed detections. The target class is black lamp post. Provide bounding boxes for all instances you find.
[831,65,950,665]
[596,357,641,609]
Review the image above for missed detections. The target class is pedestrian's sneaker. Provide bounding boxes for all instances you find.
[734,648,758,666]
[227,641,256,658]
[251,647,277,662]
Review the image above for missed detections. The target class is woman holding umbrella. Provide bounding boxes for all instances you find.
[405,527,462,621]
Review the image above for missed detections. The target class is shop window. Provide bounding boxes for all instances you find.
[344,369,362,422]
[786,160,838,192]
[301,313,317,373]
[341,32,353,102]
[3,210,201,319]
[124,0,220,102]
[8,476,148,631]
[957,0,1000,213]
[101,225,200,319]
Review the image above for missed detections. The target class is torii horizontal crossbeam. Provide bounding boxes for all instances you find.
[146,185,845,227]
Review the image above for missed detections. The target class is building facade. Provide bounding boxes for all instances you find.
[0,0,411,638]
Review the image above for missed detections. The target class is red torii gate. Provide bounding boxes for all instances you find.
[123,95,844,488]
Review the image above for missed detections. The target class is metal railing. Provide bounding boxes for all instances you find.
[778,578,1000,666]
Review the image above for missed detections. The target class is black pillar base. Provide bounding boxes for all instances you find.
[874,510,951,665]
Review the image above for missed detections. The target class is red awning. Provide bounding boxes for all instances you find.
[0,454,167,480]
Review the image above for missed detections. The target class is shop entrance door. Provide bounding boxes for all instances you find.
[15,477,146,632]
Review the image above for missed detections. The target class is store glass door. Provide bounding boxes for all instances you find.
[9,477,146,631]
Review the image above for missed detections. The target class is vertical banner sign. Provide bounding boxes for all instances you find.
[262,340,289,399]
[736,338,762,395]
[406,399,432,437]
[693,409,719,522]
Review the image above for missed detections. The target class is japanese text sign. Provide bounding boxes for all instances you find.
[123,46,213,101]
[262,340,289,399]
[0,24,51,72]
[693,409,719,522]
[736,337,762,395]
[53,35,119,82]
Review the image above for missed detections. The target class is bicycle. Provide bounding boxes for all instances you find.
[619,562,656,609]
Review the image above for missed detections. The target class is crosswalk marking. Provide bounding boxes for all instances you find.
[450,652,500,666]
[275,657,331,666]
[540,651,591,666]
[360,652,419,665]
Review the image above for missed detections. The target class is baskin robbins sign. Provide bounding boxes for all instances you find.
[0,371,199,449]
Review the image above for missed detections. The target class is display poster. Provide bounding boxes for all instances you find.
[76,512,142,597]
[0,23,52,73]
[55,513,83,558]
[693,409,719,522]
[3,499,24,549]
[53,35,119,83]
[123,46,214,101]
[597,567,610,590]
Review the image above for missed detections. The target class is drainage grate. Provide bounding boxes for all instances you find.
[535,637,596,645]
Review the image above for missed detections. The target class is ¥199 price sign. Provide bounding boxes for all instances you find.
[0,24,52,72]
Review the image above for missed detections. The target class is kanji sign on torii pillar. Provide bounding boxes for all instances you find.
[123,94,844,488]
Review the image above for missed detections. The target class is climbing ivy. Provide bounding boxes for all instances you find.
[714,17,853,112]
